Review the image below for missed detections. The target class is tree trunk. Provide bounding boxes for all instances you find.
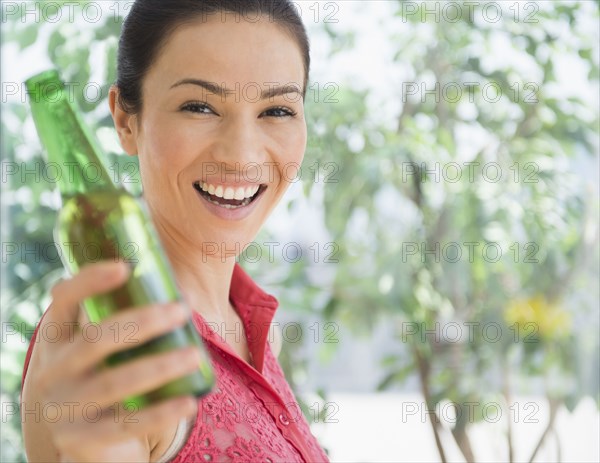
[527,397,561,463]
[413,346,448,463]
[452,422,475,463]
[502,359,515,463]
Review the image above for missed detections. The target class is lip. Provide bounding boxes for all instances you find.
[193,183,267,221]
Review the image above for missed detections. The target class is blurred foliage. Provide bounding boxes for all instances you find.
[1,1,599,462]
[293,2,598,462]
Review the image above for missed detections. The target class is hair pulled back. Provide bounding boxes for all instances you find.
[116,0,311,115]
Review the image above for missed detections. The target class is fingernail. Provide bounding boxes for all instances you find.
[169,303,188,322]
[107,261,131,280]
[116,260,132,274]
[176,396,197,415]
[186,347,201,364]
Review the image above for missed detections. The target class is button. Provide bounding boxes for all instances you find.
[278,412,290,426]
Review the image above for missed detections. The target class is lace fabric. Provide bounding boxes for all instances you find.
[167,307,329,463]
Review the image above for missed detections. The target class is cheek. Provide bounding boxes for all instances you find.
[273,122,307,169]
[138,116,197,176]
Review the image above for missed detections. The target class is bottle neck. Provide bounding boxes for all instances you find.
[27,71,116,197]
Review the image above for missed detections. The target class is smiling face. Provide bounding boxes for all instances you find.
[126,15,307,258]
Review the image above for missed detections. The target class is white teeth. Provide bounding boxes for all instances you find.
[198,182,261,200]
[234,187,246,200]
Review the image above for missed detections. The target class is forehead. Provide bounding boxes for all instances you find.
[144,16,305,93]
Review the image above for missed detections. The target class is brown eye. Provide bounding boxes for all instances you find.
[262,107,296,118]
[181,102,215,114]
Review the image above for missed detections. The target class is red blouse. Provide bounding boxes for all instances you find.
[21,263,330,463]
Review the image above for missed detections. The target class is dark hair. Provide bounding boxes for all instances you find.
[116,0,310,115]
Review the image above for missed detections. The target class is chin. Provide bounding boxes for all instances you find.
[193,228,260,261]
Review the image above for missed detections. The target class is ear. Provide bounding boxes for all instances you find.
[108,85,139,156]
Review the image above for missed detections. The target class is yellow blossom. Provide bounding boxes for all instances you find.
[504,295,572,340]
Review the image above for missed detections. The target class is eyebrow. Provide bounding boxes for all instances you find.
[169,78,303,100]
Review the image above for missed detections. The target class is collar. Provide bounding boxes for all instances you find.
[192,263,279,374]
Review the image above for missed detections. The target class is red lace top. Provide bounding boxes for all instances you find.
[21,263,330,463]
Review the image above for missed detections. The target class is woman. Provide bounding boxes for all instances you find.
[20,1,329,461]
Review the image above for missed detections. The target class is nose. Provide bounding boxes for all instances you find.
[210,115,267,176]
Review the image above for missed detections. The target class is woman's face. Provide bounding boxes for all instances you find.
[127,16,307,257]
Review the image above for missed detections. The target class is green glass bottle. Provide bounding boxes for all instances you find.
[25,69,215,410]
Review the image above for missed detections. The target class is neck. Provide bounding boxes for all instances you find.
[152,215,237,324]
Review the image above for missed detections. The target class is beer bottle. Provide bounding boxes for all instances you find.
[25,69,215,410]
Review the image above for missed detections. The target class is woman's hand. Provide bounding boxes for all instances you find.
[21,260,199,463]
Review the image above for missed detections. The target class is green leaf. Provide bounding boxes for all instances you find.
[48,29,66,62]
[377,363,415,391]
[17,24,39,50]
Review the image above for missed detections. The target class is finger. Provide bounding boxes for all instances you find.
[53,395,197,450]
[40,301,189,384]
[44,261,130,337]
[74,345,202,410]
